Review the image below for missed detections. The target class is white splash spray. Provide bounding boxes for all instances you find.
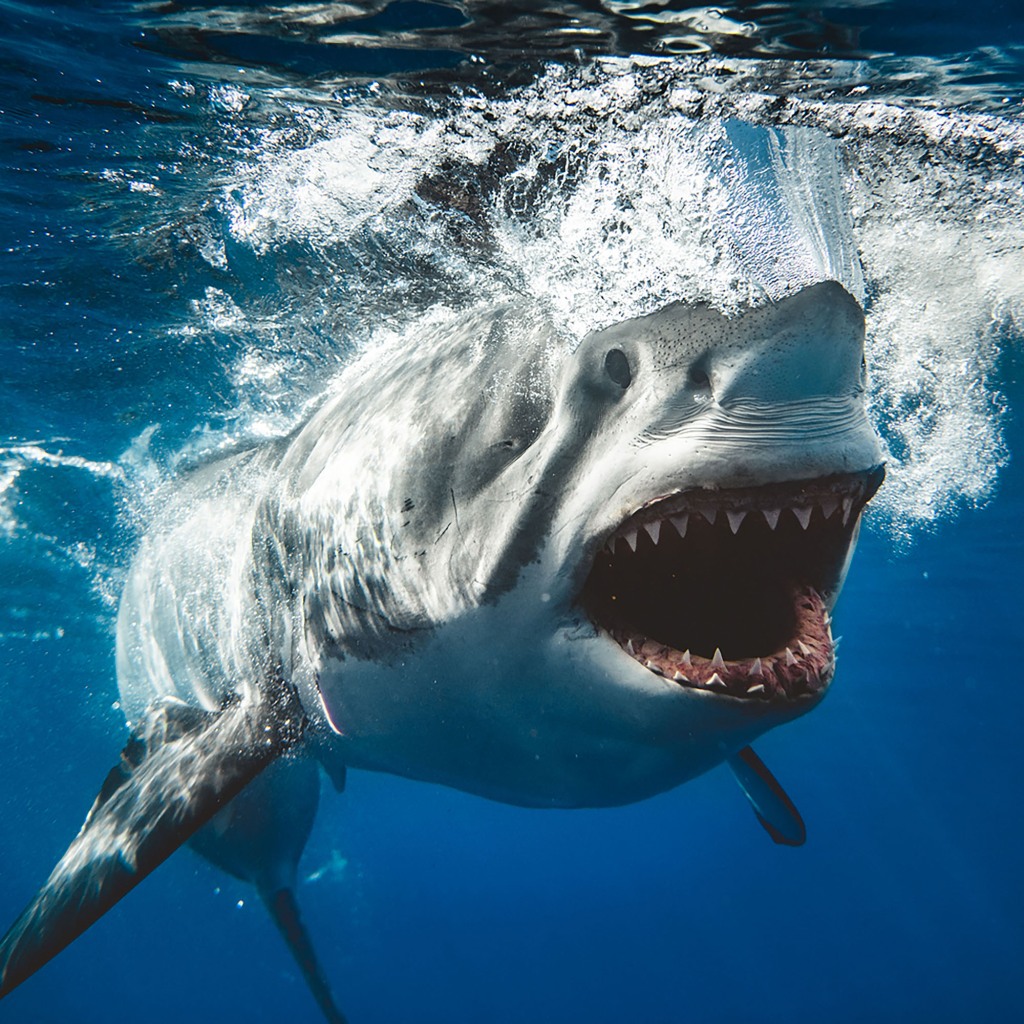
[152,60,1023,538]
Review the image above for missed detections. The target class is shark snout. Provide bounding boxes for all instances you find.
[710,281,866,407]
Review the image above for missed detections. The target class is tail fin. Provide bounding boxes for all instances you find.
[0,690,304,997]
[262,887,349,1024]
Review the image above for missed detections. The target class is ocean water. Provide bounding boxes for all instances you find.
[1,2,1023,1022]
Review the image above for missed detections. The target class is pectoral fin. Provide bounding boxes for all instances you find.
[0,688,305,997]
[263,887,348,1024]
[728,745,806,847]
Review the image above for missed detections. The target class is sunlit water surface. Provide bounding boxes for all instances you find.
[1,3,1022,1022]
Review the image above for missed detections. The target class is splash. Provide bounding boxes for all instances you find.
[147,59,1022,537]
[0,445,127,634]
[0,444,123,539]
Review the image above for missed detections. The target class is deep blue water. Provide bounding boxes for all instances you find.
[2,3,1023,1022]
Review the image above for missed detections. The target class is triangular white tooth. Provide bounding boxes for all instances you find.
[798,641,812,656]
[681,650,692,667]
[711,648,726,670]
[624,529,638,552]
[793,506,812,530]
[762,508,781,530]
[819,495,839,519]
[626,639,636,655]
[673,671,689,683]
[645,660,664,675]
[707,672,726,690]
[746,683,766,695]
[785,647,798,666]
[701,507,717,526]
[842,496,854,525]
[644,520,661,545]
[748,658,763,677]
[670,513,688,539]
[726,510,747,534]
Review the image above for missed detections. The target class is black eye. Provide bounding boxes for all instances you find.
[604,348,632,389]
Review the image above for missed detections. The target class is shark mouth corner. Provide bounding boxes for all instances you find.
[582,468,884,703]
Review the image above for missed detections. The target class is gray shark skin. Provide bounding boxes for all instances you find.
[0,281,883,1021]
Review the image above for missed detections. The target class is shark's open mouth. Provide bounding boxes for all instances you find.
[582,467,885,702]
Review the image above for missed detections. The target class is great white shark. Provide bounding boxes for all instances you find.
[0,281,883,1021]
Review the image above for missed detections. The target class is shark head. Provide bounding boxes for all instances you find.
[284,281,883,807]
[547,280,883,694]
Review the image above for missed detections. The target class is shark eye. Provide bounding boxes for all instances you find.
[604,349,632,389]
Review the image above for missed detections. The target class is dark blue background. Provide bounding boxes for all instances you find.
[1,4,1022,1022]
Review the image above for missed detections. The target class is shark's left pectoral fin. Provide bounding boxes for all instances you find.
[0,688,305,998]
[728,745,806,847]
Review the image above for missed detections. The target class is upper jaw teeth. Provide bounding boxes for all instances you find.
[726,510,746,533]
[602,473,875,554]
[606,496,848,553]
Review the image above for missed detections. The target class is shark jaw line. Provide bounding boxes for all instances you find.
[581,466,885,704]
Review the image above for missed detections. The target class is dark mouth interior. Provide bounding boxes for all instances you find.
[589,510,835,660]
[581,469,884,700]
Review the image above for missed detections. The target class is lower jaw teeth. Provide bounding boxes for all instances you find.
[614,632,833,699]
[608,585,834,699]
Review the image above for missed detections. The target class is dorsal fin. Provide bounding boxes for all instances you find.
[0,686,305,997]
[728,745,806,847]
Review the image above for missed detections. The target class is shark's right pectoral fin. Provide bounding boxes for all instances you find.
[263,887,349,1024]
[0,689,305,998]
[188,753,348,1024]
[728,745,806,847]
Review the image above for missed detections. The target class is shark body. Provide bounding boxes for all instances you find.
[0,282,883,1020]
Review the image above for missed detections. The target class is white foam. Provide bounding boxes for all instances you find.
[0,444,123,480]
[0,445,127,618]
[0,444,124,537]
[225,109,460,253]
[161,61,1022,538]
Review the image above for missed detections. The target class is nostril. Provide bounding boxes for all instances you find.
[688,365,712,391]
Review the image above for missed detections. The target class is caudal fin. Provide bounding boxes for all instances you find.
[262,887,349,1024]
[0,691,304,997]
